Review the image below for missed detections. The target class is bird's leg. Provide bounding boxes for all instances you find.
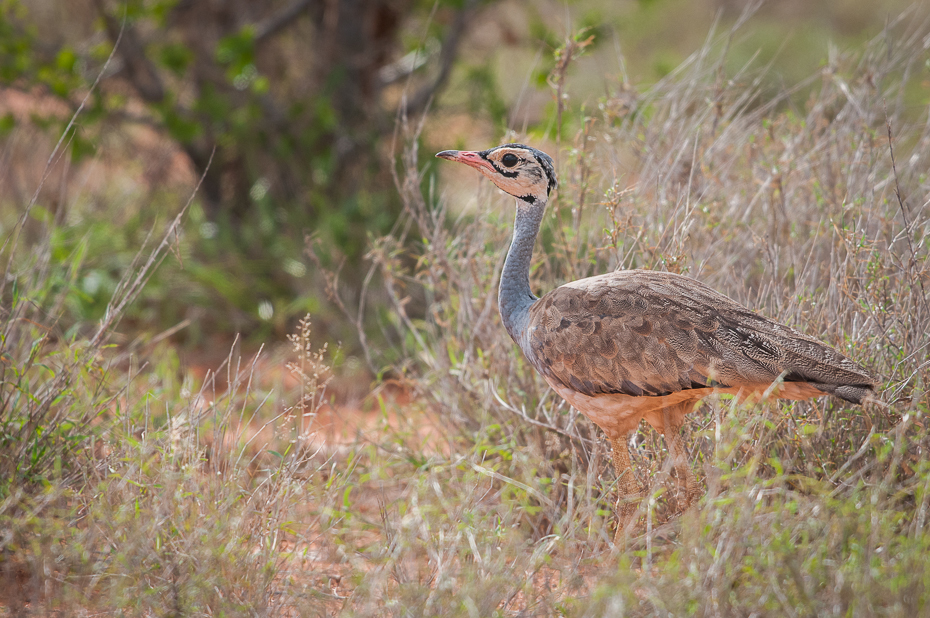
[610,433,643,538]
[661,408,702,514]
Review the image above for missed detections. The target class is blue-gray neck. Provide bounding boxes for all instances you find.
[499,198,546,345]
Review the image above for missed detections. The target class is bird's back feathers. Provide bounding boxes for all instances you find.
[525,270,878,406]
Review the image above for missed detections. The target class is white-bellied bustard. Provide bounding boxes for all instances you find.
[437,143,879,537]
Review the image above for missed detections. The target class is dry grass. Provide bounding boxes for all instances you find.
[3,9,930,617]
[355,10,930,615]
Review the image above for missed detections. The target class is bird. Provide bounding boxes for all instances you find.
[436,143,880,535]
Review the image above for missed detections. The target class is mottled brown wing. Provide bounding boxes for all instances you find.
[525,270,878,403]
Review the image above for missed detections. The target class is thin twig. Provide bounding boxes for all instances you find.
[884,100,930,324]
[0,16,125,299]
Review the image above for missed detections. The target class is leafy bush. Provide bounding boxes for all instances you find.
[0,118,336,611]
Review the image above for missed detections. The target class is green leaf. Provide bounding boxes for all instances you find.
[158,42,193,76]
[0,112,15,137]
[55,47,77,72]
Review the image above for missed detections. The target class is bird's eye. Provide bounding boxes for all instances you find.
[501,153,518,167]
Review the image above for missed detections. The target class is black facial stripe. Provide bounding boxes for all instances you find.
[490,161,519,178]
[531,152,557,195]
[481,150,516,176]
[517,194,536,204]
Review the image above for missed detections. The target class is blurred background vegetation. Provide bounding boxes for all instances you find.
[0,0,920,375]
[3,0,930,613]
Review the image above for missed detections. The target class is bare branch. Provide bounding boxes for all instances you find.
[93,0,166,103]
[403,0,477,116]
[254,0,315,44]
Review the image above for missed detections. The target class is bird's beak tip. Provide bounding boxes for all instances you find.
[435,150,458,160]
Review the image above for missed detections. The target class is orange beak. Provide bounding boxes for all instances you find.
[435,149,495,174]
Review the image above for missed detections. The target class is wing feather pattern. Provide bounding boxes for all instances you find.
[525,271,878,404]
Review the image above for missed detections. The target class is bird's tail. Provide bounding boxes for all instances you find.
[804,382,879,405]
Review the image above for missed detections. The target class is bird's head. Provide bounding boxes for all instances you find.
[436,143,557,205]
